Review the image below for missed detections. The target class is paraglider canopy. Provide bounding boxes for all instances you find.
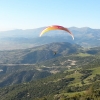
[39,25,74,40]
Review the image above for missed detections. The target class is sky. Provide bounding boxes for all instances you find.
[0,0,100,31]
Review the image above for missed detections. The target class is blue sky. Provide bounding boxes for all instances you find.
[0,0,100,31]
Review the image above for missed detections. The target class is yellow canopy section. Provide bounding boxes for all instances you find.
[39,25,74,40]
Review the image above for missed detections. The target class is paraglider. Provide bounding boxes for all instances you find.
[39,25,74,40]
[53,51,57,56]
[39,25,74,56]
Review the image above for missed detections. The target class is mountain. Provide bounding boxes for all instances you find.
[0,65,51,87]
[69,27,100,47]
[0,42,81,87]
[0,27,44,38]
[0,57,100,100]
[0,42,100,99]
[0,42,81,64]
[0,27,100,100]
[0,27,100,50]
[0,42,100,88]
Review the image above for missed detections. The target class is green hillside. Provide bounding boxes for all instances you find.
[0,46,100,88]
[0,43,100,100]
[0,62,100,100]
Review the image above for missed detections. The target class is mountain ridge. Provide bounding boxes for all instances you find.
[0,42,81,64]
[0,26,100,50]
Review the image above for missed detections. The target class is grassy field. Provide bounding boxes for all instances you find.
[83,66,100,84]
[76,53,92,57]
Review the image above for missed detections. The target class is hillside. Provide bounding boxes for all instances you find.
[0,42,100,90]
[0,43,100,100]
[0,42,81,64]
[0,42,81,87]
[0,58,100,100]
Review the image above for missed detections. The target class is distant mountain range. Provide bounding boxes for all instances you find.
[0,27,100,50]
